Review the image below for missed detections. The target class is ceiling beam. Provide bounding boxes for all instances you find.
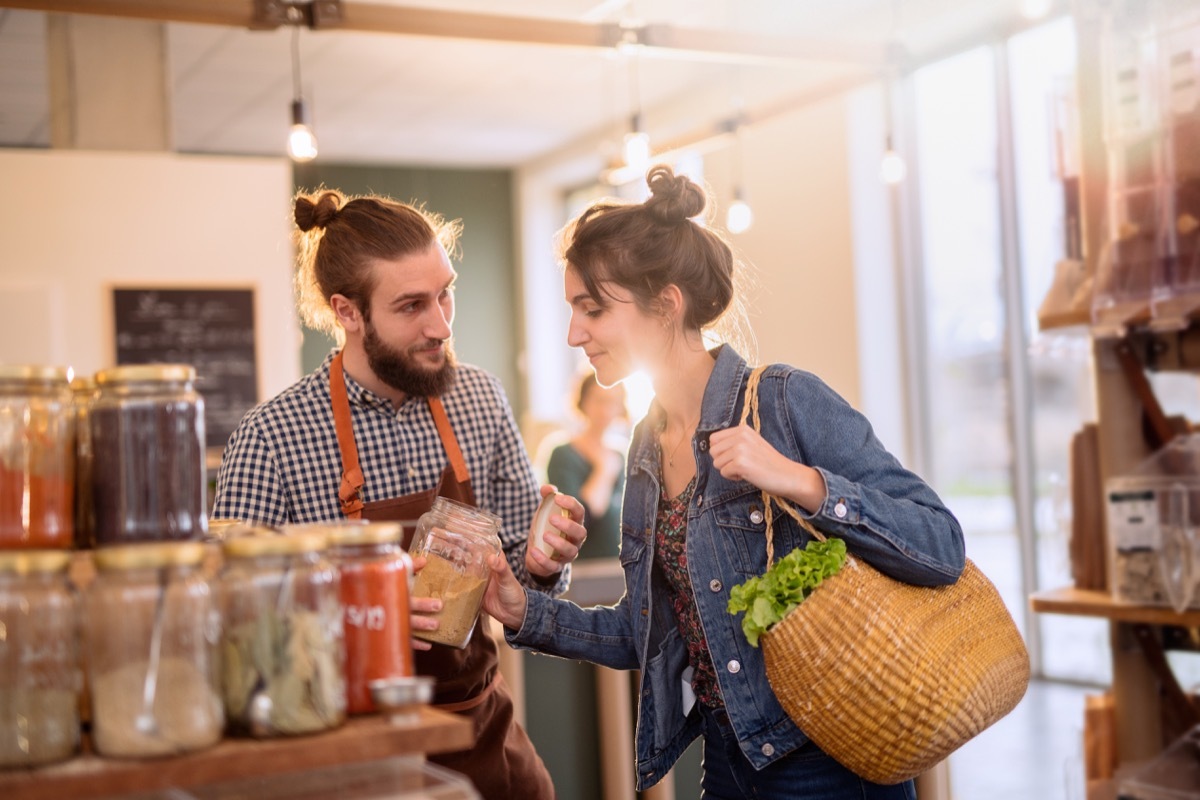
[1,0,892,66]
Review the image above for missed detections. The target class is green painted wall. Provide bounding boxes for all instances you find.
[291,163,522,416]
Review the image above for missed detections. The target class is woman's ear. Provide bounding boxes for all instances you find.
[658,284,686,326]
[330,294,363,334]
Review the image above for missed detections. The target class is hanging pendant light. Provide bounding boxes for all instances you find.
[286,24,318,162]
[879,133,907,185]
[726,114,753,233]
[622,52,650,172]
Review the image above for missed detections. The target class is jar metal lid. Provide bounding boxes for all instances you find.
[70,375,95,393]
[0,550,72,575]
[93,541,207,571]
[315,521,408,547]
[95,364,196,385]
[206,518,245,541]
[223,530,326,558]
[0,365,72,384]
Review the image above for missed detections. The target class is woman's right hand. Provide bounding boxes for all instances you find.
[483,551,529,631]
[408,554,441,651]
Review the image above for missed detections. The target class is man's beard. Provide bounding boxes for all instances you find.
[362,320,457,398]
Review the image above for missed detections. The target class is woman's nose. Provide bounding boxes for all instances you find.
[566,317,587,347]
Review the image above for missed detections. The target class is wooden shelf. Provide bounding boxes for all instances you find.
[0,707,472,800]
[1030,586,1200,627]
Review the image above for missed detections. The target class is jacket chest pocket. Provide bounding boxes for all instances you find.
[712,492,806,577]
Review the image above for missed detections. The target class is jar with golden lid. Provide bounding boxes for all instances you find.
[90,364,206,546]
[0,550,81,768]
[410,498,502,649]
[318,521,415,714]
[85,541,223,758]
[219,529,345,737]
[0,365,74,549]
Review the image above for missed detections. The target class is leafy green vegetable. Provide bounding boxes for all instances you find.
[727,538,847,647]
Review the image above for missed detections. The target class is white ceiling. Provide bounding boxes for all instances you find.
[0,1,1053,168]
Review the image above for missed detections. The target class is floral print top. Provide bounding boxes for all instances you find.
[654,472,725,710]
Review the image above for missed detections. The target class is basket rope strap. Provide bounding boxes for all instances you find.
[739,365,825,567]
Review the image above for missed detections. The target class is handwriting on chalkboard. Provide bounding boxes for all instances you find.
[113,288,258,451]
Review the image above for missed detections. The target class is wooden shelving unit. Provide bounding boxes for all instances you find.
[0,707,472,800]
[1031,587,1200,628]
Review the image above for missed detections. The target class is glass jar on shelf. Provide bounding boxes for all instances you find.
[86,541,223,758]
[90,364,206,546]
[219,529,345,737]
[0,365,74,549]
[0,550,81,768]
[409,498,502,649]
[321,521,415,715]
[70,374,94,550]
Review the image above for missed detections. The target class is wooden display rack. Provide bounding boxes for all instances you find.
[0,707,472,800]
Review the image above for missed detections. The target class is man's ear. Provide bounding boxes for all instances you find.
[330,294,363,334]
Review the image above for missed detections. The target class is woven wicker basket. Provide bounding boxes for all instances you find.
[738,366,1030,785]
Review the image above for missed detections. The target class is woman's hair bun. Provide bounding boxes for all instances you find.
[294,190,342,232]
[644,165,706,223]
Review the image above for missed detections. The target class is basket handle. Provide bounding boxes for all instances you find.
[739,365,825,567]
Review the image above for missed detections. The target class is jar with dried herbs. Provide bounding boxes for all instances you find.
[86,541,223,758]
[219,529,346,737]
[410,498,501,649]
[89,365,206,546]
[0,550,81,768]
[0,365,74,549]
[322,521,414,714]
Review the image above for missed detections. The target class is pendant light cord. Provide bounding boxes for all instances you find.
[291,24,303,100]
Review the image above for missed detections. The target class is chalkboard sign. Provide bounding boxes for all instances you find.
[113,287,258,451]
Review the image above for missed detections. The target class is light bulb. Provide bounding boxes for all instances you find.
[879,146,907,185]
[623,130,650,172]
[726,198,753,234]
[287,99,318,162]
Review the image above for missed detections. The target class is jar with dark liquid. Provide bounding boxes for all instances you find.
[90,365,207,546]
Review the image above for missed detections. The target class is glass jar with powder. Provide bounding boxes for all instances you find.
[0,365,75,550]
[0,550,81,768]
[219,529,346,737]
[410,498,502,649]
[85,541,223,758]
[89,364,206,546]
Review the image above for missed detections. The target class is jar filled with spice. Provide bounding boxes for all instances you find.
[219,529,345,737]
[0,550,81,768]
[86,541,223,758]
[321,521,414,714]
[90,364,206,546]
[410,498,502,649]
[70,375,94,549]
[0,365,74,549]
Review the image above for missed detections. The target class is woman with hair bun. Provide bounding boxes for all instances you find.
[483,165,965,798]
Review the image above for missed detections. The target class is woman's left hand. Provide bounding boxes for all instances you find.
[709,424,825,509]
[525,485,588,578]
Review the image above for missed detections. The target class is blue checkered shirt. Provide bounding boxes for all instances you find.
[213,351,568,594]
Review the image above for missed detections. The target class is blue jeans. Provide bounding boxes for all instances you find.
[698,705,918,800]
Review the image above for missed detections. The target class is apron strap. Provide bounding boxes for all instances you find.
[329,349,469,518]
[330,350,365,519]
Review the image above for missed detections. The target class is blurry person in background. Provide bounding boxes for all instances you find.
[545,371,628,559]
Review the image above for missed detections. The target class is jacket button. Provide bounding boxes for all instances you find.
[749,509,764,524]
[709,579,722,592]
[834,501,847,519]
[641,607,649,616]
[761,743,775,756]
[695,494,703,507]
[726,660,741,674]
[698,438,709,452]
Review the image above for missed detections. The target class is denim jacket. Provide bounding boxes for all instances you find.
[507,346,965,790]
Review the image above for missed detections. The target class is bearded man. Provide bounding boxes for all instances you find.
[212,189,584,800]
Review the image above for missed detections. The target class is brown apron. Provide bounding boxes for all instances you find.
[330,351,555,800]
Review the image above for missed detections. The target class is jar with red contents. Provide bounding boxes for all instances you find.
[322,522,414,714]
[0,366,74,549]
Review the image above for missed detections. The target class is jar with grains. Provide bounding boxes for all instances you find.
[410,498,501,649]
[219,529,345,737]
[319,521,415,714]
[0,550,81,768]
[86,542,223,758]
[70,375,94,550]
[0,366,74,549]
[90,364,207,546]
